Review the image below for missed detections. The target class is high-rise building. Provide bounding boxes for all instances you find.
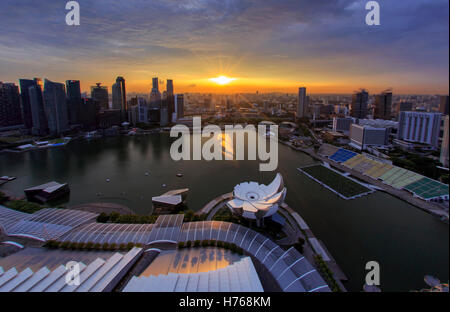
[398,111,442,148]
[149,77,161,109]
[174,94,184,122]
[440,115,449,167]
[80,98,99,130]
[43,79,69,134]
[19,79,39,129]
[160,91,169,127]
[91,83,109,110]
[166,79,175,121]
[297,87,308,119]
[350,89,369,119]
[439,95,449,115]
[29,78,48,135]
[166,79,174,95]
[66,80,81,125]
[112,77,127,120]
[0,82,22,128]
[374,90,392,120]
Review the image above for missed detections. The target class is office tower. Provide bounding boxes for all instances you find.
[166,79,175,120]
[349,124,389,150]
[173,94,184,121]
[297,87,307,119]
[29,79,48,135]
[350,89,369,119]
[160,91,169,127]
[80,98,99,130]
[0,82,22,128]
[439,95,449,115]
[149,77,161,109]
[19,79,38,129]
[398,111,442,148]
[374,90,392,120]
[440,116,449,167]
[112,77,127,119]
[66,80,81,124]
[91,83,109,110]
[43,79,69,134]
[166,79,174,95]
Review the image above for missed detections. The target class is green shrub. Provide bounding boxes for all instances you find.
[178,242,185,249]
[119,243,127,251]
[86,242,94,250]
[186,241,192,248]
[109,243,117,251]
[78,242,86,250]
[97,212,110,223]
[216,241,223,248]
[60,241,70,250]
[194,240,200,248]
[223,242,230,249]
[135,243,143,248]
[94,243,101,250]
[127,242,135,250]
[102,242,110,250]
[201,240,208,248]
[209,240,216,247]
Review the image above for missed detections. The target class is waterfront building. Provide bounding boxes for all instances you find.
[91,83,109,110]
[80,98,99,130]
[0,82,22,128]
[297,87,308,119]
[349,124,389,150]
[397,111,442,148]
[440,115,449,167]
[374,90,392,120]
[227,173,286,227]
[350,89,369,119]
[29,79,48,135]
[98,109,121,129]
[439,95,449,115]
[43,79,69,135]
[66,80,82,125]
[24,181,70,203]
[19,78,41,130]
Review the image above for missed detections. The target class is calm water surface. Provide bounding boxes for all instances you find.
[0,134,448,291]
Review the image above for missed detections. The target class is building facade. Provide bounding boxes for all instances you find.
[297,87,308,119]
[440,115,449,168]
[0,82,22,128]
[43,79,69,135]
[66,80,81,125]
[374,91,392,120]
[91,83,109,110]
[439,95,449,115]
[350,90,369,119]
[349,124,389,150]
[397,111,442,148]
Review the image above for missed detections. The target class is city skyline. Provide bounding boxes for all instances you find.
[0,0,448,94]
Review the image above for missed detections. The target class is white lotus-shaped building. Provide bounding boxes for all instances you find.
[227,173,286,223]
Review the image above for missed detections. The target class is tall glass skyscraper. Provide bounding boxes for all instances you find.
[43,79,69,134]
[66,80,82,125]
[350,89,369,119]
[91,83,109,110]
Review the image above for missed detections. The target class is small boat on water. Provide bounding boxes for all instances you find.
[176,173,183,177]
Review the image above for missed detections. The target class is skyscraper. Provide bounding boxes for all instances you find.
[297,87,307,119]
[29,78,48,135]
[112,76,127,120]
[350,89,369,119]
[439,95,449,115]
[149,77,161,109]
[166,79,175,121]
[19,79,37,129]
[166,79,174,95]
[43,79,69,134]
[398,111,442,148]
[66,80,81,124]
[374,90,392,120]
[0,82,22,128]
[91,83,109,110]
[440,115,449,167]
[160,91,169,127]
[174,94,184,121]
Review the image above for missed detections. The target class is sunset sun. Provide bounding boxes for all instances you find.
[209,76,236,85]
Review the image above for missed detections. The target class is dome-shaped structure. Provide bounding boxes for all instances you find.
[227,173,286,222]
